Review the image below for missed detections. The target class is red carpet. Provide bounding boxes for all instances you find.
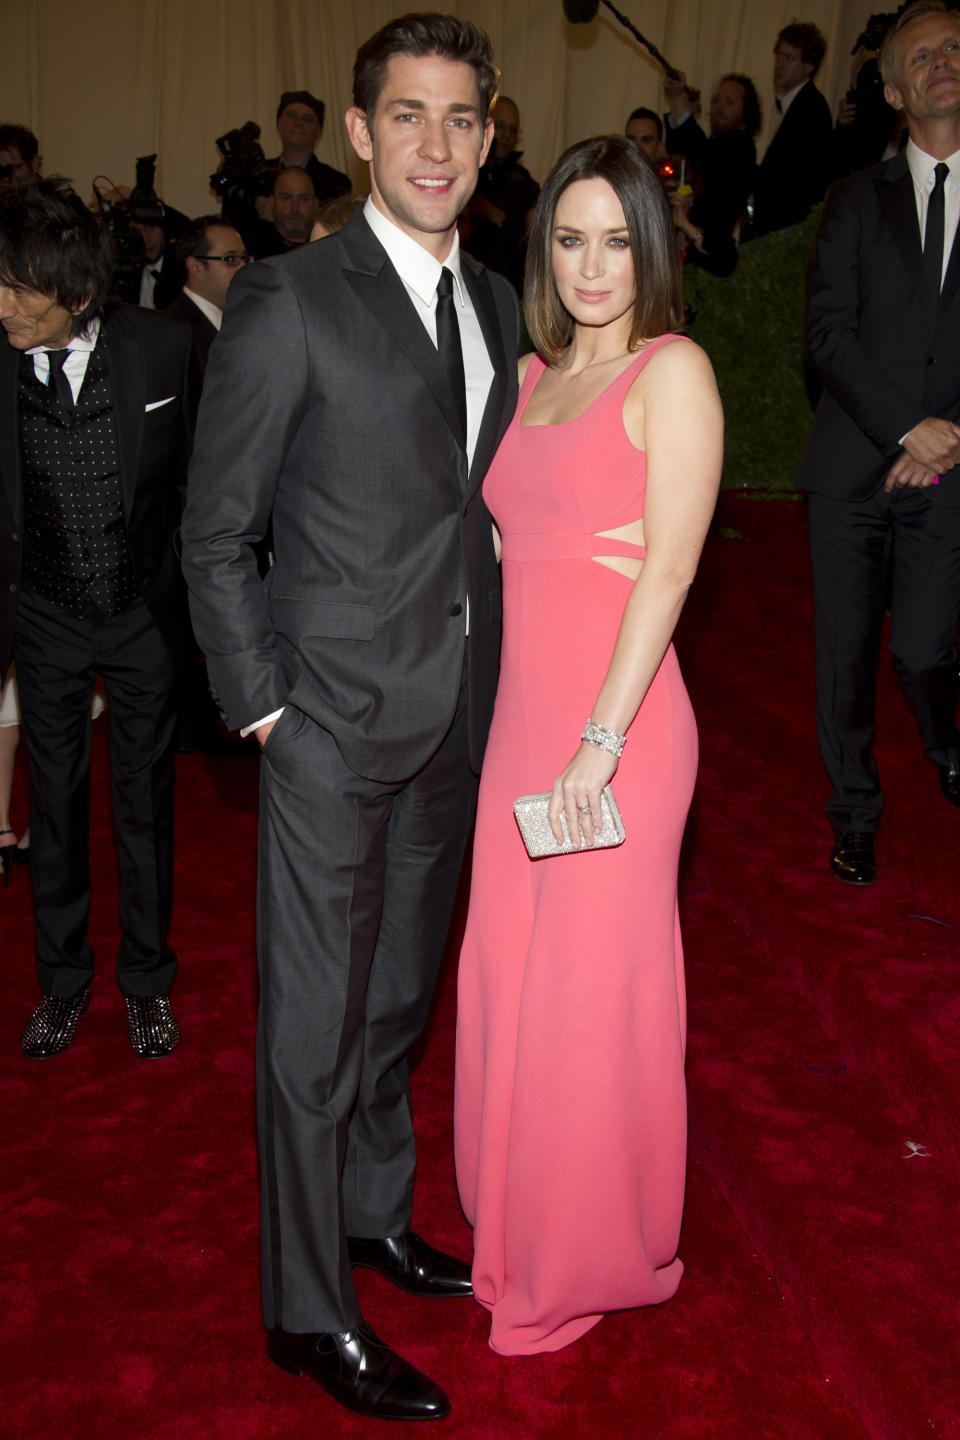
[2,495,957,1439]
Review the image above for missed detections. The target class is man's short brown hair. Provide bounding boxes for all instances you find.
[352,12,499,120]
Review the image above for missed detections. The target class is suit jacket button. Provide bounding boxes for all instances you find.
[449,602,463,616]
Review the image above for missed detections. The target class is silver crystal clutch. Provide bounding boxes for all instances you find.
[513,784,626,859]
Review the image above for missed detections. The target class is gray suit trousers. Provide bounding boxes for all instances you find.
[256,661,475,1333]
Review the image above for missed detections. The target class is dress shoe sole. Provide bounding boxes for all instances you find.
[266,1333,451,1421]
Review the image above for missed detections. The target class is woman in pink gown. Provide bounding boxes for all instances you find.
[454,136,723,1355]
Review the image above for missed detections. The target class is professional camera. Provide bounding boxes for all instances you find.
[94,153,165,303]
[210,122,273,233]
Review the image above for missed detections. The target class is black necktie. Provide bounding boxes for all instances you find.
[923,162,949,313]
[435,267,467,442]
[45,348,74,411]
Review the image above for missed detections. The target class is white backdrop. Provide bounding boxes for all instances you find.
[2,0,877,217]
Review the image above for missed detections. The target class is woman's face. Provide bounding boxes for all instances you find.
[551,177,636,333]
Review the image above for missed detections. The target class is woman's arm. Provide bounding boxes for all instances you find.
[549,338,723,844]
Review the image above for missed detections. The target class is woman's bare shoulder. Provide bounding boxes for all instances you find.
[518,351,538,385]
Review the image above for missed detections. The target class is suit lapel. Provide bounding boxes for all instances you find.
[876,154,923,280]
[0,344,22,530]
[101,320,145,523]
[936,221,960,317]
[341,218,467,452]
[461,257,509,493]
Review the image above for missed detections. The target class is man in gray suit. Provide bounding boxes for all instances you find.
[181,13,518,1421]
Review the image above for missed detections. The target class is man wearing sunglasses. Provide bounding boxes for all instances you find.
[165,216,250,374]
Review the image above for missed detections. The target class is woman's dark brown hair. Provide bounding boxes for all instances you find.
[524,134,682,364]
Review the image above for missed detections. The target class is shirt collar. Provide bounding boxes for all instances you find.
[906,138,960,189]
[183,287,224,330]
[26,316,100,357]
[362,197,465,306]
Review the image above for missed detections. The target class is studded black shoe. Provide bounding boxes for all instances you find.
[21,988,91,1057]
[124,995,180,1057]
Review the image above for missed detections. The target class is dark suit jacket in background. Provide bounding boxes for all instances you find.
[797,151,960,503]
[753,80,833,235]
[665,114,756,276]
[0,303,196,674]
[181,210,520,779]
[164,289,218,375]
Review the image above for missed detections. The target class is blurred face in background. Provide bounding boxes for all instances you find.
[491,98,520,161]
[273,170,317,242]
[773,41,813,94]
[709,79,746,133]
[277,103,321,156]
[625,115,662,160]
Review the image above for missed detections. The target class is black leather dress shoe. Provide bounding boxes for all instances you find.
[938,760,960,807]
[124,995,180,1058]
[267,1322,450,1420]
[830,830,877,886]
[347,1231,473,1298]
[21,988,91,1057]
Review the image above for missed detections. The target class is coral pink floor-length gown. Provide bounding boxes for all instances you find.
[455,335,697,1355]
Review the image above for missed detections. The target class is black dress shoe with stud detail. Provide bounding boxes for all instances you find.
[830,830,877,886]
[347,1231,473,1298]
[124,995,180,1057]
[938,759,960,807]
[267,1322,451,1420]
[21,987,91,1057]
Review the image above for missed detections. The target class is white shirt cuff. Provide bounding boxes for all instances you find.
[240,707,284,737]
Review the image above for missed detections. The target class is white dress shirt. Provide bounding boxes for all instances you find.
[243,202,495,735]
[27,319,100,403]
[362,197,493,468]
[906,138,960,288]
[182,288,224,331]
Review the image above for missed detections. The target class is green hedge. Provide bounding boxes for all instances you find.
[683,207,821,493]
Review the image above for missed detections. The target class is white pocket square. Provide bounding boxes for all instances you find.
[145,396,176,412]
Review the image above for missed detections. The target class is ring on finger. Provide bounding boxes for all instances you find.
[577,804,592,815]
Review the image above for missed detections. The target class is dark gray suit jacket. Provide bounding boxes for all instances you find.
[181,211,520,780]
[0,302,196,673]
[797,151,960,504]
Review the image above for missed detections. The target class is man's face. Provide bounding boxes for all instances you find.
[188,225,248,307]
[0,145,39,190]
[0,280,83,351]
[273,171,317,242]
[710,80,746,134]
[346,52,494,261]
[773,41,813,93]
[625,116,662,160]
[277,103,321,154]
[491,98,519,162]
[130,220,166,262]
[885,14,960,125]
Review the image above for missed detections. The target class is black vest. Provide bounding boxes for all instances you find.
[18,343,140,620]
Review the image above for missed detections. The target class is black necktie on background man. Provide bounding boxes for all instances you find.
[45,348,74,411]
[435,267,467,443]
[923,162,949,318]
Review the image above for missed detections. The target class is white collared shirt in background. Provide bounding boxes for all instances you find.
[183,288,224,331]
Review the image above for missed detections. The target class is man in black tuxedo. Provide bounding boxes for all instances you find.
[797,0,960,885]
[182,13,518,1421]
[165,215,250,374]
[0,177,196,1053]
[753,22,833,235]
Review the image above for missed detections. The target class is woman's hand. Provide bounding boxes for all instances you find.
[548,742,619,848]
